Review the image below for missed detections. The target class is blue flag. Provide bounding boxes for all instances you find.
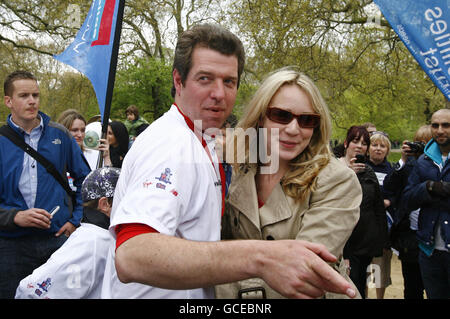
[374,0,450,100]
[54,0,121,120]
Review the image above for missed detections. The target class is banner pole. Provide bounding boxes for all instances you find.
[98,0,126,168]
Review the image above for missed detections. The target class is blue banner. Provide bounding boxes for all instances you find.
[374,0,450,100]
[54,0,119,120]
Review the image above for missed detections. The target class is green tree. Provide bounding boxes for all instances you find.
[1,0,448,140]
[225,0,447,142]
[112,57,173,122]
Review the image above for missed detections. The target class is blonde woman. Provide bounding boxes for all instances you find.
[57,109,111,170]
[367,132,395,299]
[57,109,99,170]
[216,67,362,299]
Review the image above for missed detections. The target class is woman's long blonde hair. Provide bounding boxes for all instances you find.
[229,67,333,202]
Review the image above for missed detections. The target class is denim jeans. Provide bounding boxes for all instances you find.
[418,249,450,299]
[0,234,67,299]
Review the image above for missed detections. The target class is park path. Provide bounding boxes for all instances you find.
[367,253,407,299]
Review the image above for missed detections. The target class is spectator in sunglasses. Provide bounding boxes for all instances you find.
[402,108,450,299]
[216,67,362,299]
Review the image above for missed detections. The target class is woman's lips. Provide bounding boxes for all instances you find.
[280,140,297,148]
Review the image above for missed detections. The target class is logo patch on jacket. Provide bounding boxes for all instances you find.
[38,278,51,292]
[33,278,52,296]
[155,168,172,184]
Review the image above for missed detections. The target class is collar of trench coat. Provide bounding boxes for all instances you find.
[226,164,298,233]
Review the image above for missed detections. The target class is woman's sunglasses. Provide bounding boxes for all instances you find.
[369,130,389,138]
[266,107,320,128]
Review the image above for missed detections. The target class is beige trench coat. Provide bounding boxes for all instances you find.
[215,157,362,299]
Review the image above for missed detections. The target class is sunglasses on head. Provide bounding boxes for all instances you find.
[369,130,389,138]
[266,107,321,128]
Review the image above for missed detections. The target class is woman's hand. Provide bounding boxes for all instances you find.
[98,138,112,166]
[348,157,365,174]
[98,138,109,157]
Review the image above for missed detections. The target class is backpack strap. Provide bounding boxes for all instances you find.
[0,125,76,206]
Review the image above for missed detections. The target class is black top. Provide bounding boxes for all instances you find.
[81,206,110,230]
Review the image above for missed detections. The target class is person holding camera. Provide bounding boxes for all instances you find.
[402,108,450,299]
[338,126,388,298]
[383,124,431,299]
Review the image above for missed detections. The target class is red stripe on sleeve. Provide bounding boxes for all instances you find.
[115,223,158,250]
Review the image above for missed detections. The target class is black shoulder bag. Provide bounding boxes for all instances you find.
[0,125,77,207]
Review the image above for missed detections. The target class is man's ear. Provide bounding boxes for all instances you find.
[97,197,111,216]
[173,69,183,97]
[4,96,12,109]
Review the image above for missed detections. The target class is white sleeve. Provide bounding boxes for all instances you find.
[110,130,203,236]
[14,227,98,299]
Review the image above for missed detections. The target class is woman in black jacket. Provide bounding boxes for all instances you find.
[105,121,129,168]
[367,132,395,299]
[338,126,388,298]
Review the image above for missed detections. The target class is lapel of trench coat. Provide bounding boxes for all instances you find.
[227,166,294,231]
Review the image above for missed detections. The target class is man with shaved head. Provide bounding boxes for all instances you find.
[403,108,450,299]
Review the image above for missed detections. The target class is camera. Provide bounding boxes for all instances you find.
[355,154,366,163]
[405,141,425,154]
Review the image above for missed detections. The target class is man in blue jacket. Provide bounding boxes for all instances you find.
[403,108,450,299]
[0,70,91,298]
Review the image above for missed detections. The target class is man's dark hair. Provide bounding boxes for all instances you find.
[4,70,37,97]
[83,197,113,210]
[171,24,245,98]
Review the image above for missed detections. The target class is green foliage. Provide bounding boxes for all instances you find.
[387,151,401,164]
[44,72,97,121]
[233,79,258,121]
[1,0,448,139]
[111,57,173,122]
[228,0,447,144]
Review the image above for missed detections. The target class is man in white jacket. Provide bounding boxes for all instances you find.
[15,167,120,299]
[104,23,356,299]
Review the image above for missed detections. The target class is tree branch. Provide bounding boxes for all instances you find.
[0,34,54,56]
